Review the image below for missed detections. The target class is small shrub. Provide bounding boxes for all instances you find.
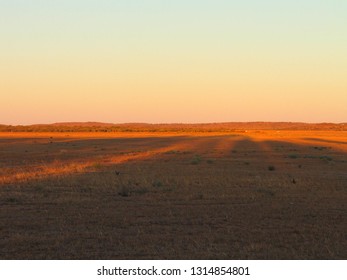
[7,197,18,203]
[152,180,163,188]
[191,155,202,165]
[80,186,92,193]
[320,156,332,161]
[206,159,214,164]
[118,184,149,197]
[303,155,315,159]
[289,154,298,159]
[268,165,276,171]
[255,187,275,196]
[165,150,180,154]
[118,186,131,197]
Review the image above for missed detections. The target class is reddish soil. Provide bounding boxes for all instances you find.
[0,130,346,259]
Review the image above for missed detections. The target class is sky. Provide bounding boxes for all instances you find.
[1,0,346,125]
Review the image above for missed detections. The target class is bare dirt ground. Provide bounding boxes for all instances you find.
[0,130,346,259]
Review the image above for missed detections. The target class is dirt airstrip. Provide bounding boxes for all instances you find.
[0,130,346,259]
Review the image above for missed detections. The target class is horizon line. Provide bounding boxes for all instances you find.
[1,121,346,126]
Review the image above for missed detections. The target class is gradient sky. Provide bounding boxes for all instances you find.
[1,0,346,125]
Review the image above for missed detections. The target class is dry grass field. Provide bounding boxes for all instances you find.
[0,129,346,259]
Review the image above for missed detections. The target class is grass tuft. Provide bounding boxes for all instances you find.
[152,180,163,188]
[191,155,202,165]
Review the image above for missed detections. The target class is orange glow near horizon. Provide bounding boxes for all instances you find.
[1,1,346,124]
[1,130,346,185]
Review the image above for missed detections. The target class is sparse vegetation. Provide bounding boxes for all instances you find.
[0,122,346,133]
[0,129,346,259]
[152,180,163,188]
[313,146,330,151]
[118,185,131,197]
[320,156,333,161]
[191,154,202,165]
[165,150,180,154]
[289,154,299,159]
[255,187,275,196]
[268,165,276,171]
[118,184,149,197]
[303,155,333,162]
[6,197,18,203]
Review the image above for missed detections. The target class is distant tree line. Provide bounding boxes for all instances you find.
[0,122,346,132]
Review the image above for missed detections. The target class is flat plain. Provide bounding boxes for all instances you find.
[0,129,346,259]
